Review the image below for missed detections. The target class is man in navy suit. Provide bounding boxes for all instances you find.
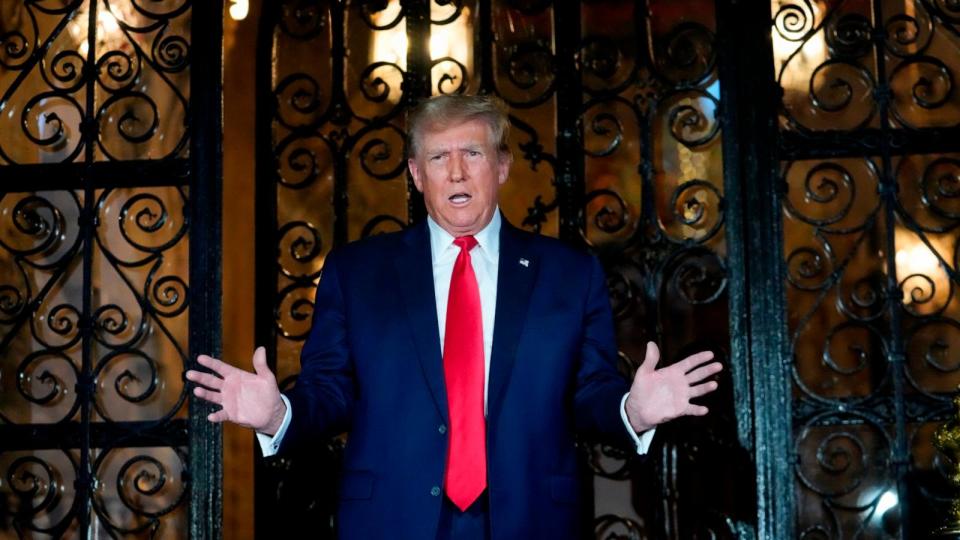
[187,95,721,539]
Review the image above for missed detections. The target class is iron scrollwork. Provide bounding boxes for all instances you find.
[778,1,960,535]
[1,0,198,536]
[0,0,191,165]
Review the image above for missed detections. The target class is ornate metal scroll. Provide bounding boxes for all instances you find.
[774,0,960,536]
[0,0,191,165]
[573,2,745,538]
[0,0,219,538]
[256,0,740,538]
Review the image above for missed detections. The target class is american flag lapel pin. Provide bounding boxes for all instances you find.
[519,258,529,267]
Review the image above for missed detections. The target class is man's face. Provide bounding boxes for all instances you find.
[408,118,511,237]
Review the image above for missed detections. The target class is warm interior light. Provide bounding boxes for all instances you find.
[894,242,939,274]
[428,13,470,65]
[893,227,950,310]
[369,0,473,102]
[229,0,249,21]
[771,0,827,93]
[68,6,126,57]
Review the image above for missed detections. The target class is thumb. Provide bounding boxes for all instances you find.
[640,341,660,374]
[252,346,271,378]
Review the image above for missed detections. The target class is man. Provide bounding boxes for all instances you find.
[187,95,721,539]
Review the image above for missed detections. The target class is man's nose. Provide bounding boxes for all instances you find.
[449,154,465,182]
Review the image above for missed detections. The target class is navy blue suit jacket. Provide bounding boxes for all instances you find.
[279,216,632,539]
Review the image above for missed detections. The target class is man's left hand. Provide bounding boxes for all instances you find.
[624,342,722,433]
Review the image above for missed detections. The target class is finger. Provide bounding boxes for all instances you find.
[252,346,271,378]
[678,351,716,373]
[689,380,719,398]
[185,370,224,390]
[685,361,723,384]
[685,404,709,416]
[207,409,229,423]
[193,386,223,405]
[639,341,660,374]
[197,354,237,377]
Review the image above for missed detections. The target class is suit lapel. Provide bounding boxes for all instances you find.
[487,219,538,422]
[393,221,448,424]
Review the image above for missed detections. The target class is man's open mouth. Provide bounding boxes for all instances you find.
[449,193,472,204]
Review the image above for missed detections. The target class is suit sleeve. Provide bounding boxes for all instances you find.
[278,251,355,455]
[572,255,636,449]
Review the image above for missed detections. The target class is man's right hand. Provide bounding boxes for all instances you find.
[185,346,287,436]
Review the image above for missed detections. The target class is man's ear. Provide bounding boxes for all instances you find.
[408,158,424,192]
[497,153,512,185]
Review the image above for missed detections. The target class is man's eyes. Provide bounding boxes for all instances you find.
[427,150,482,160]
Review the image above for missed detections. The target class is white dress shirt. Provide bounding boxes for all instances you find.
[428,209,500,413]
[258,210,654,456]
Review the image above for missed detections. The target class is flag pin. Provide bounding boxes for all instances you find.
[519,258,529,267]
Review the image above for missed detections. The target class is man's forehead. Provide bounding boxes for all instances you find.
[422,117,488,134]
[420,122,494,151]
[421,138,488,152]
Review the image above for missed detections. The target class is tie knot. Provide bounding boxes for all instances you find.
[453,235,478,252]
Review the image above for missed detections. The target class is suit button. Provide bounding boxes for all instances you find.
[430,486,441,497]
[438,424,447,435]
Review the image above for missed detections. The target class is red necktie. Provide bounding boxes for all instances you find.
[443,235,487,511]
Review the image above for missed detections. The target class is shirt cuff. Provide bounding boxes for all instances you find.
[620,392,655,455]
[256,394,292,458]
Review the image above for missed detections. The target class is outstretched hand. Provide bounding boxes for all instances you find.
[185,346,287,436]
[624,342,722,433]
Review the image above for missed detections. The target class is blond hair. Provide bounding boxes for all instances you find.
[406,94,511,159]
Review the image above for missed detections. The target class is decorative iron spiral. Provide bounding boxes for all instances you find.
[16,351,78,406]
[785,162,859,227]
[786,241,834,291]
[432,57,469,96]
[795,417,891,499]
[360,62,404,104]
[146,274,186,317]
[919,158,960,222]
[357,125,408,180]
[94,350,160,408]
[824,13,872,60]
[808,60,875,116]
[669,180,724,243]
[664,90,720,149]
[884,12,933,57]
[774,1,816,42]
[153,32,190,73]
[95,51,138,94]
[821,321,884,376]
[8,456,61,515]
[585,189,630,234]
[582,105,624,158]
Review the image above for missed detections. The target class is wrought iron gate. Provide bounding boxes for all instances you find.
[0,0,222,538]
[721,0,960,537]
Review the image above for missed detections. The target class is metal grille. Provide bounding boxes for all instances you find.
[255,0,746,537]
[0,0,222,538]
[771,0,960,536]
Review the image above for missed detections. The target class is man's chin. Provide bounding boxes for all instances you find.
[436,212,491,236]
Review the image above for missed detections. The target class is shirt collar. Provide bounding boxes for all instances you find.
[427,209,501,264]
